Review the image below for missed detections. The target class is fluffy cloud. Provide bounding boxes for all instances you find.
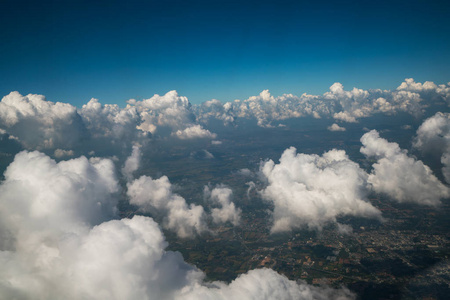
[0,151,118,241]
[173,125,217,140]
[0,90,217,156]
[132,91,216,139]
[413,112,450,183]
[204,186,241,226]
[0,152,354,300]
[176,268,355,300]
[327,123,346,132]
[413,112,450,155]
[127,175,208,238]
[196,79,449,127]
[122,145,141,181]
[80,98,140,141]
[260,147,381,232]
[2,79,447,151]
[361,130,449,205]
[0,92,86,150]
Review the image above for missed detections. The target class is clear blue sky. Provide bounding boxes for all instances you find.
[1,0,449,106]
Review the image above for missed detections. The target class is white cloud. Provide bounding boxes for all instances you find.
[413,112,450,184]
[333,112,358,123]
[196,79,449,127]
[127,175,208,238]
[0,151,118,240]
[328,123,346,131]
[133,91,217,139]
[0,92,85,150]
[204,186,241,226]
[122,145,141,181]
[176,268,355,300]
[173,125,217,140]
[260,147,381,233]
[361,130,449,205]
[0,152,355,300]
[80,98,140,140]
[413,112,450,156]
[2,79,447,152]
[397,78,438,92]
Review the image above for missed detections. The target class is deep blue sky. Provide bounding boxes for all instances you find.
[1,0,449,106]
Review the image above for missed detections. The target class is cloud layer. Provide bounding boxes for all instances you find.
[196,78,450,127]
[1,79,449,155]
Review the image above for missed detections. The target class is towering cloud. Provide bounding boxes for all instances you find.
[361,130,449,205]
[127,175,208,238]
[81,92,216,141]
[122,145,141,181]
[80,98,140,141]
[196,79,450,127]
[131,91,216,139]
[260,147,381,232]
[0,152,354,300]
[1,79,448,153]
[0,92,85,150]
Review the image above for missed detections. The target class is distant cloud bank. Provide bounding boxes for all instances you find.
[0,78,449,154]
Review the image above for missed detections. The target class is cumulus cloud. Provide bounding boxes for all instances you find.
[0,92,86,150]
[0,151,118,240]
[413,112,450,184]
[260,147,381,233]
[413,112,450,155]
[328,123,346,131]
[176,268,355,300]
[122,145,141,181]
[196,79,449,127]
[80,98,140,141]
[173,125,217,140]
[204,186,241,226]
[0,90,218,156]
[2,79,447,152]
[361,130,449,205]
[127,175,208,238]
[132,91,216,139]
[0,152,354,300]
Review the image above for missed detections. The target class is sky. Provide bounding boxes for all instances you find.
[1,0,450,106]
